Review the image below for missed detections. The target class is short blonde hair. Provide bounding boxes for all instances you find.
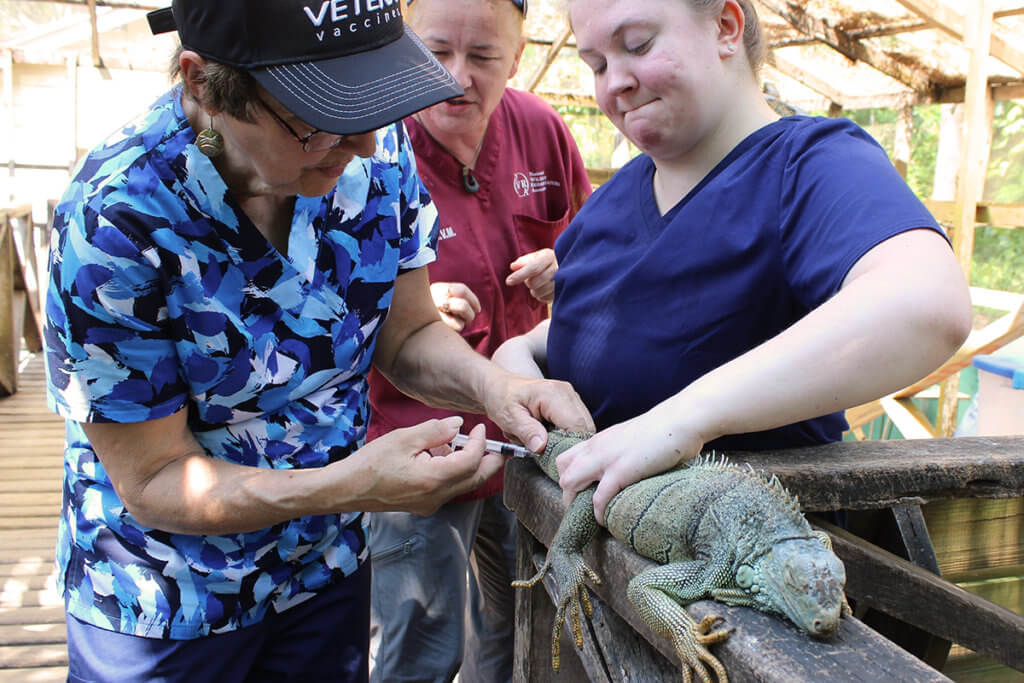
[406,0,526,34]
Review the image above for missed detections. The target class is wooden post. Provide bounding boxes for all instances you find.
[68,54,79,166]
[1,49,12,206]
[0,213,16,396]
[87,0,103,68]
[892,100,913,179]
[525,24,572,94]
[936,0,995,437]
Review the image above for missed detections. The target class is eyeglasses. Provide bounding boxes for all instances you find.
[407,0,526,16]
[256,96,345,153]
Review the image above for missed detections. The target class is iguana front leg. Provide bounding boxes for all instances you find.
[627,563,733,683]
[512,487,602,671]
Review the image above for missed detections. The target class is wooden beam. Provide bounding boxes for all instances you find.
[994,5,1024,19]
[525,24,572,94]
[755,0,937,95]
[3,48,167,72]
[821,520,1024,673]
[953,1,997,271]
[891,0,1024,76]
[880,396,938,439]
[87,0,102,68]
[939,80,1024,104]
[937,1,996,436]
[1,50,12,206]
[68,55,79,165]
[765,52,845,107]
[3,7,142,57]
[717,436,1024,511]
[0,217,16,396]
[926,200,1024,228]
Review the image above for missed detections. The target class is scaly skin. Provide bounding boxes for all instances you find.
[514,430,850,682]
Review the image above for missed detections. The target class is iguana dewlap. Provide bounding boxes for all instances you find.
[514,430,849,682]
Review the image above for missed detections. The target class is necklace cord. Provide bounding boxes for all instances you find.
[413,114,487,194]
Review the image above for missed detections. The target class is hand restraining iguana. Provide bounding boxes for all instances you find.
[514,430,850,682]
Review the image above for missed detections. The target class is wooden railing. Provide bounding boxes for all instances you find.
[505,436,1024,682]
[0,204,44,396]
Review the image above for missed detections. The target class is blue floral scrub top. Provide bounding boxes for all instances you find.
[43,87,438,639]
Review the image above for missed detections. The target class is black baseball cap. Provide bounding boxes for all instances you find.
[147,0,463,135]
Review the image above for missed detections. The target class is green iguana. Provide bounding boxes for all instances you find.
[514,430,850,682]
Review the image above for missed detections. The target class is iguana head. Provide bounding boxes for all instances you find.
[736,536,846,638]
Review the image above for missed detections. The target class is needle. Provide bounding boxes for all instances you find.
[450,432,535,458]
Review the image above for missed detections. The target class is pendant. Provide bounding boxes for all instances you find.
[196,127,225,158]
[462,167,480,194]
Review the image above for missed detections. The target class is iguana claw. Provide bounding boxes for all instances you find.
[694,615,733,646]
[513,546,601,671]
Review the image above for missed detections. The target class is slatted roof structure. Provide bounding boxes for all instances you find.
[2,1,1023,104]
[520,1,1023,104]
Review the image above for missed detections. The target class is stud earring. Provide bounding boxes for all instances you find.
[726,44,737,53]
[196,115,225,158]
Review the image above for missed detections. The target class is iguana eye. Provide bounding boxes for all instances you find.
[737,565,754,588]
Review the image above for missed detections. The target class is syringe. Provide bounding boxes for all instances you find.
[450,432,535,458]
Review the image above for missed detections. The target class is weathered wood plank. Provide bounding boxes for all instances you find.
[0,549,56,564]
[0,533,56,550]
[0,494,61,509]
[0,643,67,668]
[0,588,61,611]
[0,623,65,647]
[505,459,951,682]
[0,356,66,672]
[0,668,67,682]
[0,508,60,523]
[821,520,1024,672]
[0,518,59,532]
[0,458,65,469]
[0,480,62,494]
[0,471,64,484]
[0,574,55,593]
[0,607,64,627]
[0,561,56,579]
[923,498,1024,576]
[725,436,1024,511]
[0,222,16,397]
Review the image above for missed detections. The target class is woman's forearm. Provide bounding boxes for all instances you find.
[492,319,550,378]
[382,317,508,413]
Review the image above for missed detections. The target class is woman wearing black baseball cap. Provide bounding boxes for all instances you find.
[42,1,595,680]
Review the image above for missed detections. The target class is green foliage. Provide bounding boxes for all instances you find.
[553,104,638,170]
[986,100,1024,203]
[908,105,941,201]
[841,102,1023,293]
[970,226,1024,292]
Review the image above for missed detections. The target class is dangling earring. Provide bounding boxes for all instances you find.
[196,115,225,158]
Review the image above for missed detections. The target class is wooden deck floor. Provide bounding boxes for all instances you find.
[0,354,68,681]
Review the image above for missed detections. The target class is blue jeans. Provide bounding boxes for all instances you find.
[66,562,370,683]
[368,494,517,683]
